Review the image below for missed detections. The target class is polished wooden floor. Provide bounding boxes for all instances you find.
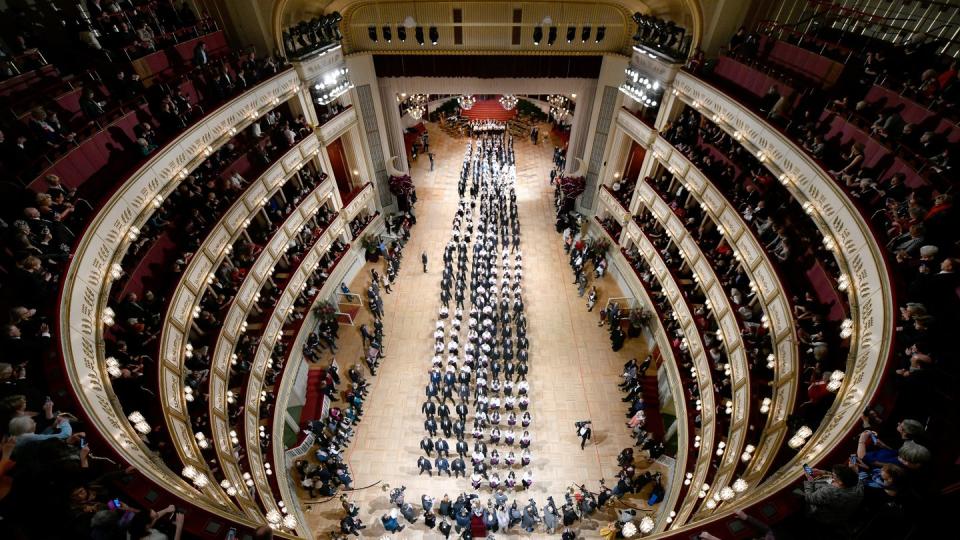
[299,123,661,537]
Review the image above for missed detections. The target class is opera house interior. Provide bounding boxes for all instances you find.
[0,0,956,538]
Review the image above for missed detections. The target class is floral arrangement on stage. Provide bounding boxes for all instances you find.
[557,175,586,202]
[388,174,415,197]
[312,300,338,323]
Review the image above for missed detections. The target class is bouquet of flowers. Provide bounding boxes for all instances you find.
[388,174,415,197]
[557,175,586,202]
[312,300,338,323]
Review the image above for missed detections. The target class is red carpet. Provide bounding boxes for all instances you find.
[461,99,518,122]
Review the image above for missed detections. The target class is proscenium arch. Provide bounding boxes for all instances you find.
[271,0,704,55]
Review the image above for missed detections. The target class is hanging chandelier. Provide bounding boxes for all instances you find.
[619,67,661,108]
[406,93,428,120]
[458,94,476,110]
[499,94,518,110]
[547,94,569,121]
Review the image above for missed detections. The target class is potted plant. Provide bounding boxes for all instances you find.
[628,308,651,338]
[360,234,380,262]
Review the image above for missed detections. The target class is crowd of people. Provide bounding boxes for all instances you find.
[415,128,537,496]
[2,15,290,186]
[0,14,348,533]
[631,25,959,536]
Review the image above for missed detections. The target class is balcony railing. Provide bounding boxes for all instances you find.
[58,68,308,532]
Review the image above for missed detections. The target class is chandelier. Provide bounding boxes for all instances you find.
[547,94,570,121]
[619,67,661,108]
[499,94,518,110]
[406,93,428,120]
[458,94,476,110]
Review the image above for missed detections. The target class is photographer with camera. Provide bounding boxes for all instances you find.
[575,420,592,450]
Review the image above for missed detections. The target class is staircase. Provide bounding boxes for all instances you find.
[461,99,518,122]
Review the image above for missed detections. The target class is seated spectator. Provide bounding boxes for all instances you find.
[79,89,107,120]
[800,463,863,527]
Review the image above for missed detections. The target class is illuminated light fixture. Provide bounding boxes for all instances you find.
[533,26,543,45]
[822,236,836,251]
[152,195,163,208]
[621,522,637,538]
[429,26,439,45]
[109,263,123,280]
[720,486,735,501]
[837,274,850,292]
[185,342,194,359]
[756,150,766,162]
[693,434,701,448]
[547,26,557,45]
[367,26,377,42]
[596,26,606,42]
[184,386,194,402]
[802,201,814,215]
[406,93,428,120]
[397,26,407,42]
[105,357,122,378]
[282,515,297,529]
[741,444,755,462]
[566,26,576,43]
[581,26,591,42]
[840,318,854,339]
[265,510,282,526]
[760,397,772,414]
[193,473,208,489]
[499,95,518,110]
[182,465,199,480]
[101,307,116,326]
[415,26,425,46]
[458,95,476,110]
[227,390,236,404]
[684,472,693,485]
[733,478,749,493]
[761,314,769,329]
[789,425,813,449]
[382,26,392,43]
[639,516,654,533]
[195,432,209,449]
[766,354,775,369]
[705,499,717,509]
[827,370,845,392]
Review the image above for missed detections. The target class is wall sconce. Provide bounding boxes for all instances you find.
[195,432,209,449]
[827,370,844,392]
[839,318,854,339]
[760,397,772,414]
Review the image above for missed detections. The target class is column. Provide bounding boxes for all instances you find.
[576,54,629,213]
[344,53,397,210]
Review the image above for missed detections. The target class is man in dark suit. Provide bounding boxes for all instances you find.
[193,41,208,66]
[420,436,434,456]
[417,456,432,476]
[451,456,466,478]
[435,456,451,476]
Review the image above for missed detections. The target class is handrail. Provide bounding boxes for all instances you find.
[58,67,304,526]
[636,179,752,514]
[241,219,348,537]
[652,69,894,534]
[622,223,717,526]
[269,238,361,535]
[205,172,335,519]
[643,137,800,502]
[609,247,690,533]
[158,135,321,516]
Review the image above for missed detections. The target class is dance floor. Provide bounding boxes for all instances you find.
[300,123,662,537]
